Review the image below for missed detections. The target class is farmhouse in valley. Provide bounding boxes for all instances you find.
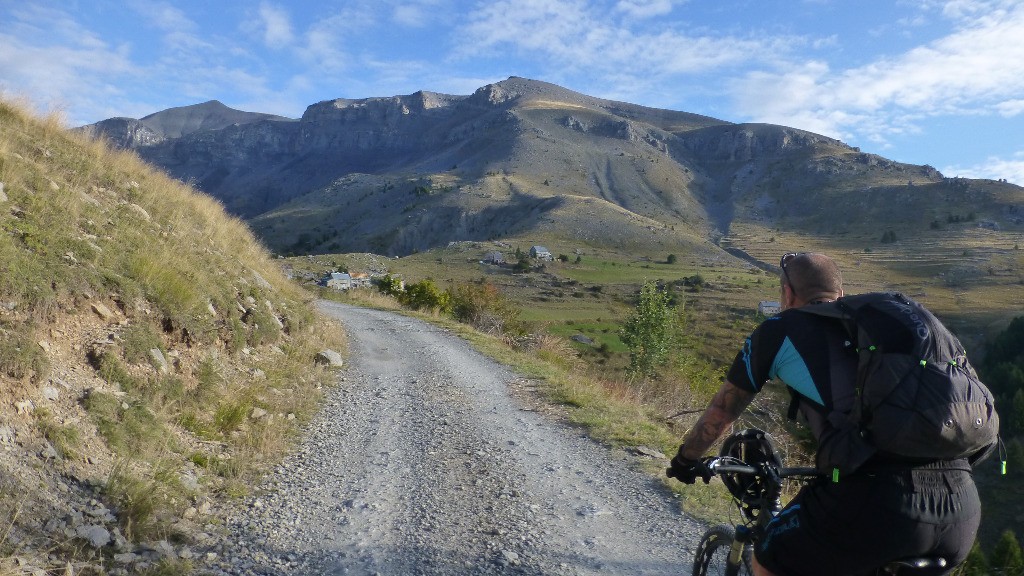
[482,251,505,264]
[319,271,373,291]
[530,246,553,261]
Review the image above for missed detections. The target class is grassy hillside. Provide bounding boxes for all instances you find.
[0,99,344,574]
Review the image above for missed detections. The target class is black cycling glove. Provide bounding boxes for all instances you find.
[666,448,712,484]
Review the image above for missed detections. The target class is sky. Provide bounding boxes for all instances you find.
[2,0,1024,185]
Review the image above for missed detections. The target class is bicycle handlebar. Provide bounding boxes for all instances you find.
[704,456,820,479]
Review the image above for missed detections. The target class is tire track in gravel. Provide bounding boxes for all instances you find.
[210,302,704,575]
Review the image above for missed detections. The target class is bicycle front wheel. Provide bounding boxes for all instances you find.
[691,525,752,576]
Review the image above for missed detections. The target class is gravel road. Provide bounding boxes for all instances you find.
[208,302,705,575]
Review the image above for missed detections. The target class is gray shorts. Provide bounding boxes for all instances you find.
[754,465,981,576]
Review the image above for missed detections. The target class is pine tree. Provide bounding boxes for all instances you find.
[991,529,1024,576]
[960,540,989,576]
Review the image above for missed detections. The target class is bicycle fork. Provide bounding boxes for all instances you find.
[730,525,754,567]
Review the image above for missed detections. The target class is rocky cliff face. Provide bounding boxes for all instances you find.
[678,123,848,163]
[83,117,165,149]
[80,77,1020,256]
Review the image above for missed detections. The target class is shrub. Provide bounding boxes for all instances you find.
[448,281,522,335]
[91,349,143,393]
[376,274,404,297]
[84,391,165,455]
[193,354,224,404]
[0,326,50,381]
[213,400,250,436]
[153,375,186,407]
[104,460,159,540]
[121,321,164,365]
[226,316,247,354]
[242,305,281,347]
[401,279,451,312]
[36,409,81,459]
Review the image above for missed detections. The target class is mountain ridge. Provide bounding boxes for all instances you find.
[79,77,1023,258]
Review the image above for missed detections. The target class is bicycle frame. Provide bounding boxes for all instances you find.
[703,459,817,575]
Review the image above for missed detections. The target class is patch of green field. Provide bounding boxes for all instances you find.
[546,320,628,354]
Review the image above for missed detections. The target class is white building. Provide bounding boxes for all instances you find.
[320,272,352,290]
[530,246,553,261]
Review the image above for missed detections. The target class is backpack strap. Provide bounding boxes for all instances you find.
[786,299,858,424]
[787,391,801,421]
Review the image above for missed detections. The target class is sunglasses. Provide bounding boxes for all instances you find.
[780,252,806,288]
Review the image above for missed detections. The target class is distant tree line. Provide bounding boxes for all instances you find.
[958,316,1024,575]
[961,529,1024,575]
[929,212,978,230]
[980,316,1024,438]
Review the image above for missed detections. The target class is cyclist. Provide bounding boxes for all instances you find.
[666,252,981,576]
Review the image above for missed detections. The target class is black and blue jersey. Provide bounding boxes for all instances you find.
[725,308,858,441]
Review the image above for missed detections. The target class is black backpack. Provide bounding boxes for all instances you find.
[794,292,1000,477]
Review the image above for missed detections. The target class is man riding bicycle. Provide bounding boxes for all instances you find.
[667,253,981,576]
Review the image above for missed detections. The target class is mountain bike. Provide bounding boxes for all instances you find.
[687,428,948,576]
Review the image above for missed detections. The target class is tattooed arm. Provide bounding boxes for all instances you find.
[677,380,756,460]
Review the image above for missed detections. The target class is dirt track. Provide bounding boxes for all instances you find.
[207,302,703,575]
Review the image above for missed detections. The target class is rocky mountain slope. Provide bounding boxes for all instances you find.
[81,77,1024,257]
[85,100,292,149]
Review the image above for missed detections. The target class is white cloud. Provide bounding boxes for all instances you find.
[456,0,794,85]
[257,3,295,48]
[129,1,214,59]
[732,2,1024,142]
[995,99,1024,117]
[943,151,1024,185]
[296,7,376,72]
[393,5,428,26]
[940,0,1021,22]
[0,6,141,123]
[387,0,452,28]
[614,0,675,19]
[130,0,197,33]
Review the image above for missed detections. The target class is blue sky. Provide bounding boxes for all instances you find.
[2,0,1024,185]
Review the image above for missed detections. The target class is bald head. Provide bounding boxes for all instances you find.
[780,252,843,304]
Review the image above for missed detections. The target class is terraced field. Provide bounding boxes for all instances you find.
[722,222,1024,344]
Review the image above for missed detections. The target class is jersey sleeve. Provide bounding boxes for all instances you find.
[725,317,787,393]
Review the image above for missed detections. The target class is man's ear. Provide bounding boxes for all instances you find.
[781,282,796,309]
